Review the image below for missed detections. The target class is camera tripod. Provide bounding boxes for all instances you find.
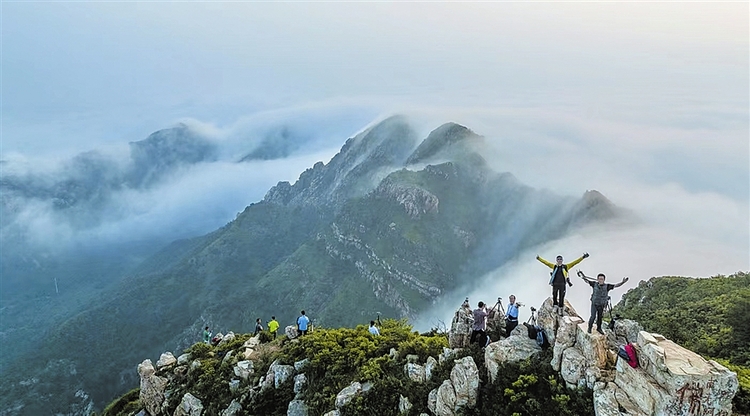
[525,306,538,326]
[491,297,506,316]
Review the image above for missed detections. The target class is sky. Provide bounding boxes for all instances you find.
[2,2,749,323]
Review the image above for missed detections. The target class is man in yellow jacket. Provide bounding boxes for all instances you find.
[268,316,279,339]
[536,252,589,315]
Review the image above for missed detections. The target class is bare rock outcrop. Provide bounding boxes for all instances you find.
[285,325,299,339]
[173,393,203,416]
[405,362,426,383]
[537,298,579,346]
[156,352,177,369]
[485,334,541,382]
[448,299,473,348]
[427,356,480,416]
[596,331,740,416]
[450,356,479,408]
[335,381,363,409]
[220,400,242,416]
[138,359,168,416]
[374,180,439,220]
[233,360,254,380]
[287,399,309,416]
[428,379,457,416]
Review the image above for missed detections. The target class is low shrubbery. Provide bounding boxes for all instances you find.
[102,318,601,416]
[463,348,594,416]
[278,319,449,415]
[614,272,750,413]
[101,388,140,416]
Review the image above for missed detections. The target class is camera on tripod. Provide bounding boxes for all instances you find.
[530,306,537,312]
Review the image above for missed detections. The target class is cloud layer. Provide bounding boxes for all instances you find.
[2,2,747,327]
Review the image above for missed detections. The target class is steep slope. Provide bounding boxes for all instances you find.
[0,117,623,415]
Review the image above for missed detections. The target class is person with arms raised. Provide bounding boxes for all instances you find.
[577,270,628,334]
[536,252,589,315]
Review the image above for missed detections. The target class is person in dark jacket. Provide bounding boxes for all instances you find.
[470,301,491,346]
[577,270,628,334]
[254,318,264,335]
[536,253,589,315]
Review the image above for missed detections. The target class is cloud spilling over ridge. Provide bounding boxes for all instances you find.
[0,106,377,251]
[415,219,749,332]
[409,104,748,331]
[2,101,747,307]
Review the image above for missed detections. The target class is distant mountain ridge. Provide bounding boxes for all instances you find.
[0,116,623,415]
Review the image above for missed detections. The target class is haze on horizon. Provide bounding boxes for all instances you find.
[2,3,748,323]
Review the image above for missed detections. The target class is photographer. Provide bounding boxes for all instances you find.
[505,295,522,335]
[470,301,491,346]
[577,270,628,334]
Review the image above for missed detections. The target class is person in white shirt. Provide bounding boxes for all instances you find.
[505,295,521,335]
[368,320,380,336]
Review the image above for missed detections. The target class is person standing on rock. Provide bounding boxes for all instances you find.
[297,310,310,336]
[268,316,279,339]
[254,318,264,335]
[577,270,628,334]
[536,252,589,315]
[470,301,491,346]
[505,295,521,335]
[203,326,211,345]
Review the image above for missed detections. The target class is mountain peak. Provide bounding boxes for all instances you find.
[406,122,482,165]
[128,123,218,188]
[568,189,627,225]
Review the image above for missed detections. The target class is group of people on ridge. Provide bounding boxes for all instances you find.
[202,310,313,345]
[470,251,629,346]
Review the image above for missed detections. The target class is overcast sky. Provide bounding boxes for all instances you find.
[2,2,748,319]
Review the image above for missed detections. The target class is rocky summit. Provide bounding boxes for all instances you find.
[453,298,740,416]
[107,297,739,416]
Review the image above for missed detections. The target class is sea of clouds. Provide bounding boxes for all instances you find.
[3,101,747,326]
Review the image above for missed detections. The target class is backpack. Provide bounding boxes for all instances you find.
[617,346,630,361]
[624,344,638,368]
[618,345,639,368]
[524,322,538,339]
[534,325,550,349]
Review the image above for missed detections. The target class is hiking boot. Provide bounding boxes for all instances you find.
[558,307,564,316]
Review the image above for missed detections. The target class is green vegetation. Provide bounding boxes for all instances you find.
[102,320,596,416]
[613,271,750,413]
[101,388,140,416]
[463,348,594,416]
[279,319,449,415]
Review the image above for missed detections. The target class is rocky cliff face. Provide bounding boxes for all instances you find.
[450,298,740,416]
[117,299,738,416]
